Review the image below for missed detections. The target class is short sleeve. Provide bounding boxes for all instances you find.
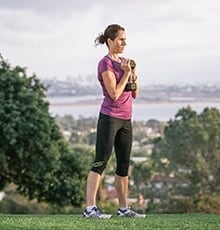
[98,57,113,76]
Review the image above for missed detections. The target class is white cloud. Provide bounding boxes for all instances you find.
[1,0,220,84]
[0,4,105,77]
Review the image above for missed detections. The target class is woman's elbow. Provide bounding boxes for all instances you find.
[112,95,119,101]
[110,91,121,101]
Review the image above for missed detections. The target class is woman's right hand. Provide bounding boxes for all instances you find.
[120,59,131,75]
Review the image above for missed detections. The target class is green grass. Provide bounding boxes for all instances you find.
[0,214,219,230]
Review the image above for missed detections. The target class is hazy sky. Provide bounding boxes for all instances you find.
[1,0,220,85]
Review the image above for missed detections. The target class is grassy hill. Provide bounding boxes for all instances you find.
[0,213,219,230]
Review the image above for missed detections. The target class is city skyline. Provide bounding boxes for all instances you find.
[1,0,220,85]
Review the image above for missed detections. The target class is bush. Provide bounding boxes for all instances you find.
[0,193,50,214]
[186,194,220,214]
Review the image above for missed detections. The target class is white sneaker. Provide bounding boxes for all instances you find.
[117,207,146,218]
[83,206,112,219]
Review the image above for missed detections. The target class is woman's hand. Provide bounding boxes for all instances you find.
[120,59,131,75]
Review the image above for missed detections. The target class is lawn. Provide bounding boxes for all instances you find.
[0,213,219,230]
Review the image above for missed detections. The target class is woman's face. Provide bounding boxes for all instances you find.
[108,30,127,54]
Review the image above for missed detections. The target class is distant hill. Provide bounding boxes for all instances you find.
[42,78,220,102]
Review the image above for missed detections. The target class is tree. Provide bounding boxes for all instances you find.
[151,106,220,212]
[130,160,152,193]
[0,56,87,206]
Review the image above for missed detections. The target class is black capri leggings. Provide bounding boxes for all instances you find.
[91,113,132,177]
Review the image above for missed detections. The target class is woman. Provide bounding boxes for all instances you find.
[83,24,145,218]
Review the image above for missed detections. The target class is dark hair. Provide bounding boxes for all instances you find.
[94,24,125,47]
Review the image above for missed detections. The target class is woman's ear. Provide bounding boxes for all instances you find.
[107,38,112,46]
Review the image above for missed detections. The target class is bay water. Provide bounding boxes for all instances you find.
[48,96,220,122]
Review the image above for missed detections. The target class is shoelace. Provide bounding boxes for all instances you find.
[96,207,105,214]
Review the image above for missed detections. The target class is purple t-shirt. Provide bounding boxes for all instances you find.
[98,55,132,120]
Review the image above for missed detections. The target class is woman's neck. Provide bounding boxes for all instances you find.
[108,53,120,62]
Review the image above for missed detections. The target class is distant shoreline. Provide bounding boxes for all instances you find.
[48,97,220,106]
[48,97,220,121]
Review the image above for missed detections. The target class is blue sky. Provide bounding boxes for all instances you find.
[1,0,220,85]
